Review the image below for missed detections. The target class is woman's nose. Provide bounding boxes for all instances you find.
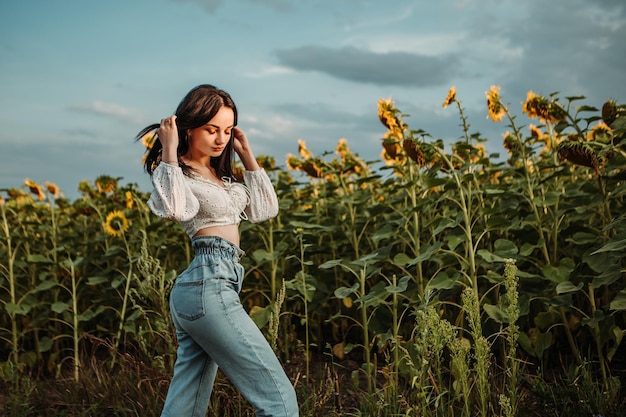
[216,131,228,144]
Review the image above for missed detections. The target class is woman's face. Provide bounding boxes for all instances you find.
[186,106,235,159]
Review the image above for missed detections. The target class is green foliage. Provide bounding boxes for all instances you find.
[1,89,625,416]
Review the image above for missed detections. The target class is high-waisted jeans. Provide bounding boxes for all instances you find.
[161,236,299,417]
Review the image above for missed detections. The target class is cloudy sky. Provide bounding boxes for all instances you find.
[1,0,624,200]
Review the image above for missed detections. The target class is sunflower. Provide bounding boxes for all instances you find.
[336,138,349,159]
[298,139,313,159]
[601,100,617,125]
[486,85,506,122]
[557,141,600,176]
[528,124,544,140]
[257,155,276,170]
[24,179,45,201]
[95,175,119,194]
[402,138,425,166]
[502,131,520,155]
[45,182,60,198]
[103,210,130,237]
[587,122,612,143]
[378,97,397,130]
[442,86,457,108]
[382,139,402,159]
[125,191,134,209]
[301,160,323,178]
[140,130,156,150]
[285,154,302,171]
[521,91,566,124]
[232,166,245,182]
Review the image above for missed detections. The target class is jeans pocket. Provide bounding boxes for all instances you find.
[172,280,205,321]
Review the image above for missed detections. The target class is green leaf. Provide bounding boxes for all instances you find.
[61,257,83,268]
[372,224,398,243]
[251,249,278,262]
[477,249,504,263]
[319,259,344,270]
[570,232,600,246]
[38,337,53,353]
[51,302,70,314]
[592,269,622,288]
[584,251,611,273]
[250,305,272,329]
[5,302,31,315]
[78,309,98,322]
[519,242,536,256]
[289,220,332,231]
[392,253,412,267]
[556,281,583,294]
[357,282,388,308]
[483,303,507,323]
[408,243,443,266]
[609,290,626,311]
[542,258,575,283]
[424,177,448,188]
[533,331,553,358]
[493,239,519,257]
[34,280,57,292]
[87,276,108,285]
[591,239,626,254]
[575,104,597,112]
[334,283,359,299]
[385,276,410,293]
[433,218,458,235]
[533,191,560,207]
[27,254,53,264]
[534,310,561,329]
[478,239,519,262]
[426,271,460,291]
[446,235,465,251]
[285,275,316,302]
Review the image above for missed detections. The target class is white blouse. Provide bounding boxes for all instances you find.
[147,162,279,238]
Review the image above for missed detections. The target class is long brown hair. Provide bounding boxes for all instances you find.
[136,84,238,179]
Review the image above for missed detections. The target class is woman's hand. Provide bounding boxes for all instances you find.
[158,115,179,150]
[158,115,179,164]
[232,126,260,170]
[232,126,250,155]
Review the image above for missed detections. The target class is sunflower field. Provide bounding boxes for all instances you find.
[1,87,626,416]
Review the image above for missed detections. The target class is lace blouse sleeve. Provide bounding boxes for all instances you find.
[243,169,279,223]
[147,163,199,222]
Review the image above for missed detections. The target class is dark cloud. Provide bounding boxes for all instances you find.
[273,102,376,127]
[275,46,460,87]
[596,0,625,11]
[491,0,626,107]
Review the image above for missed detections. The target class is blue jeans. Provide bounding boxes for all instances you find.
[161,236,299,417]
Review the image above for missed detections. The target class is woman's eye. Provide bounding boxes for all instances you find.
[224,130,231,136]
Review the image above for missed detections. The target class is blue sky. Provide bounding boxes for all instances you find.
[1,0,625,200]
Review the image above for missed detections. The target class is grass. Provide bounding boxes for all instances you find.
[2,344,625,417]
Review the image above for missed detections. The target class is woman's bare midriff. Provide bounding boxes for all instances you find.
[194,224,240,247]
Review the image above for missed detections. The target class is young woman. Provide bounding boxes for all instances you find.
[137,84,298,417]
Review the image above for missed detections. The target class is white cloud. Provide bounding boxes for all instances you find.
[243,65,294,78]
[67,101,144,124]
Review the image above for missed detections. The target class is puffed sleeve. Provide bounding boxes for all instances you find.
[147,163,199,221]
[243,169,279,223]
